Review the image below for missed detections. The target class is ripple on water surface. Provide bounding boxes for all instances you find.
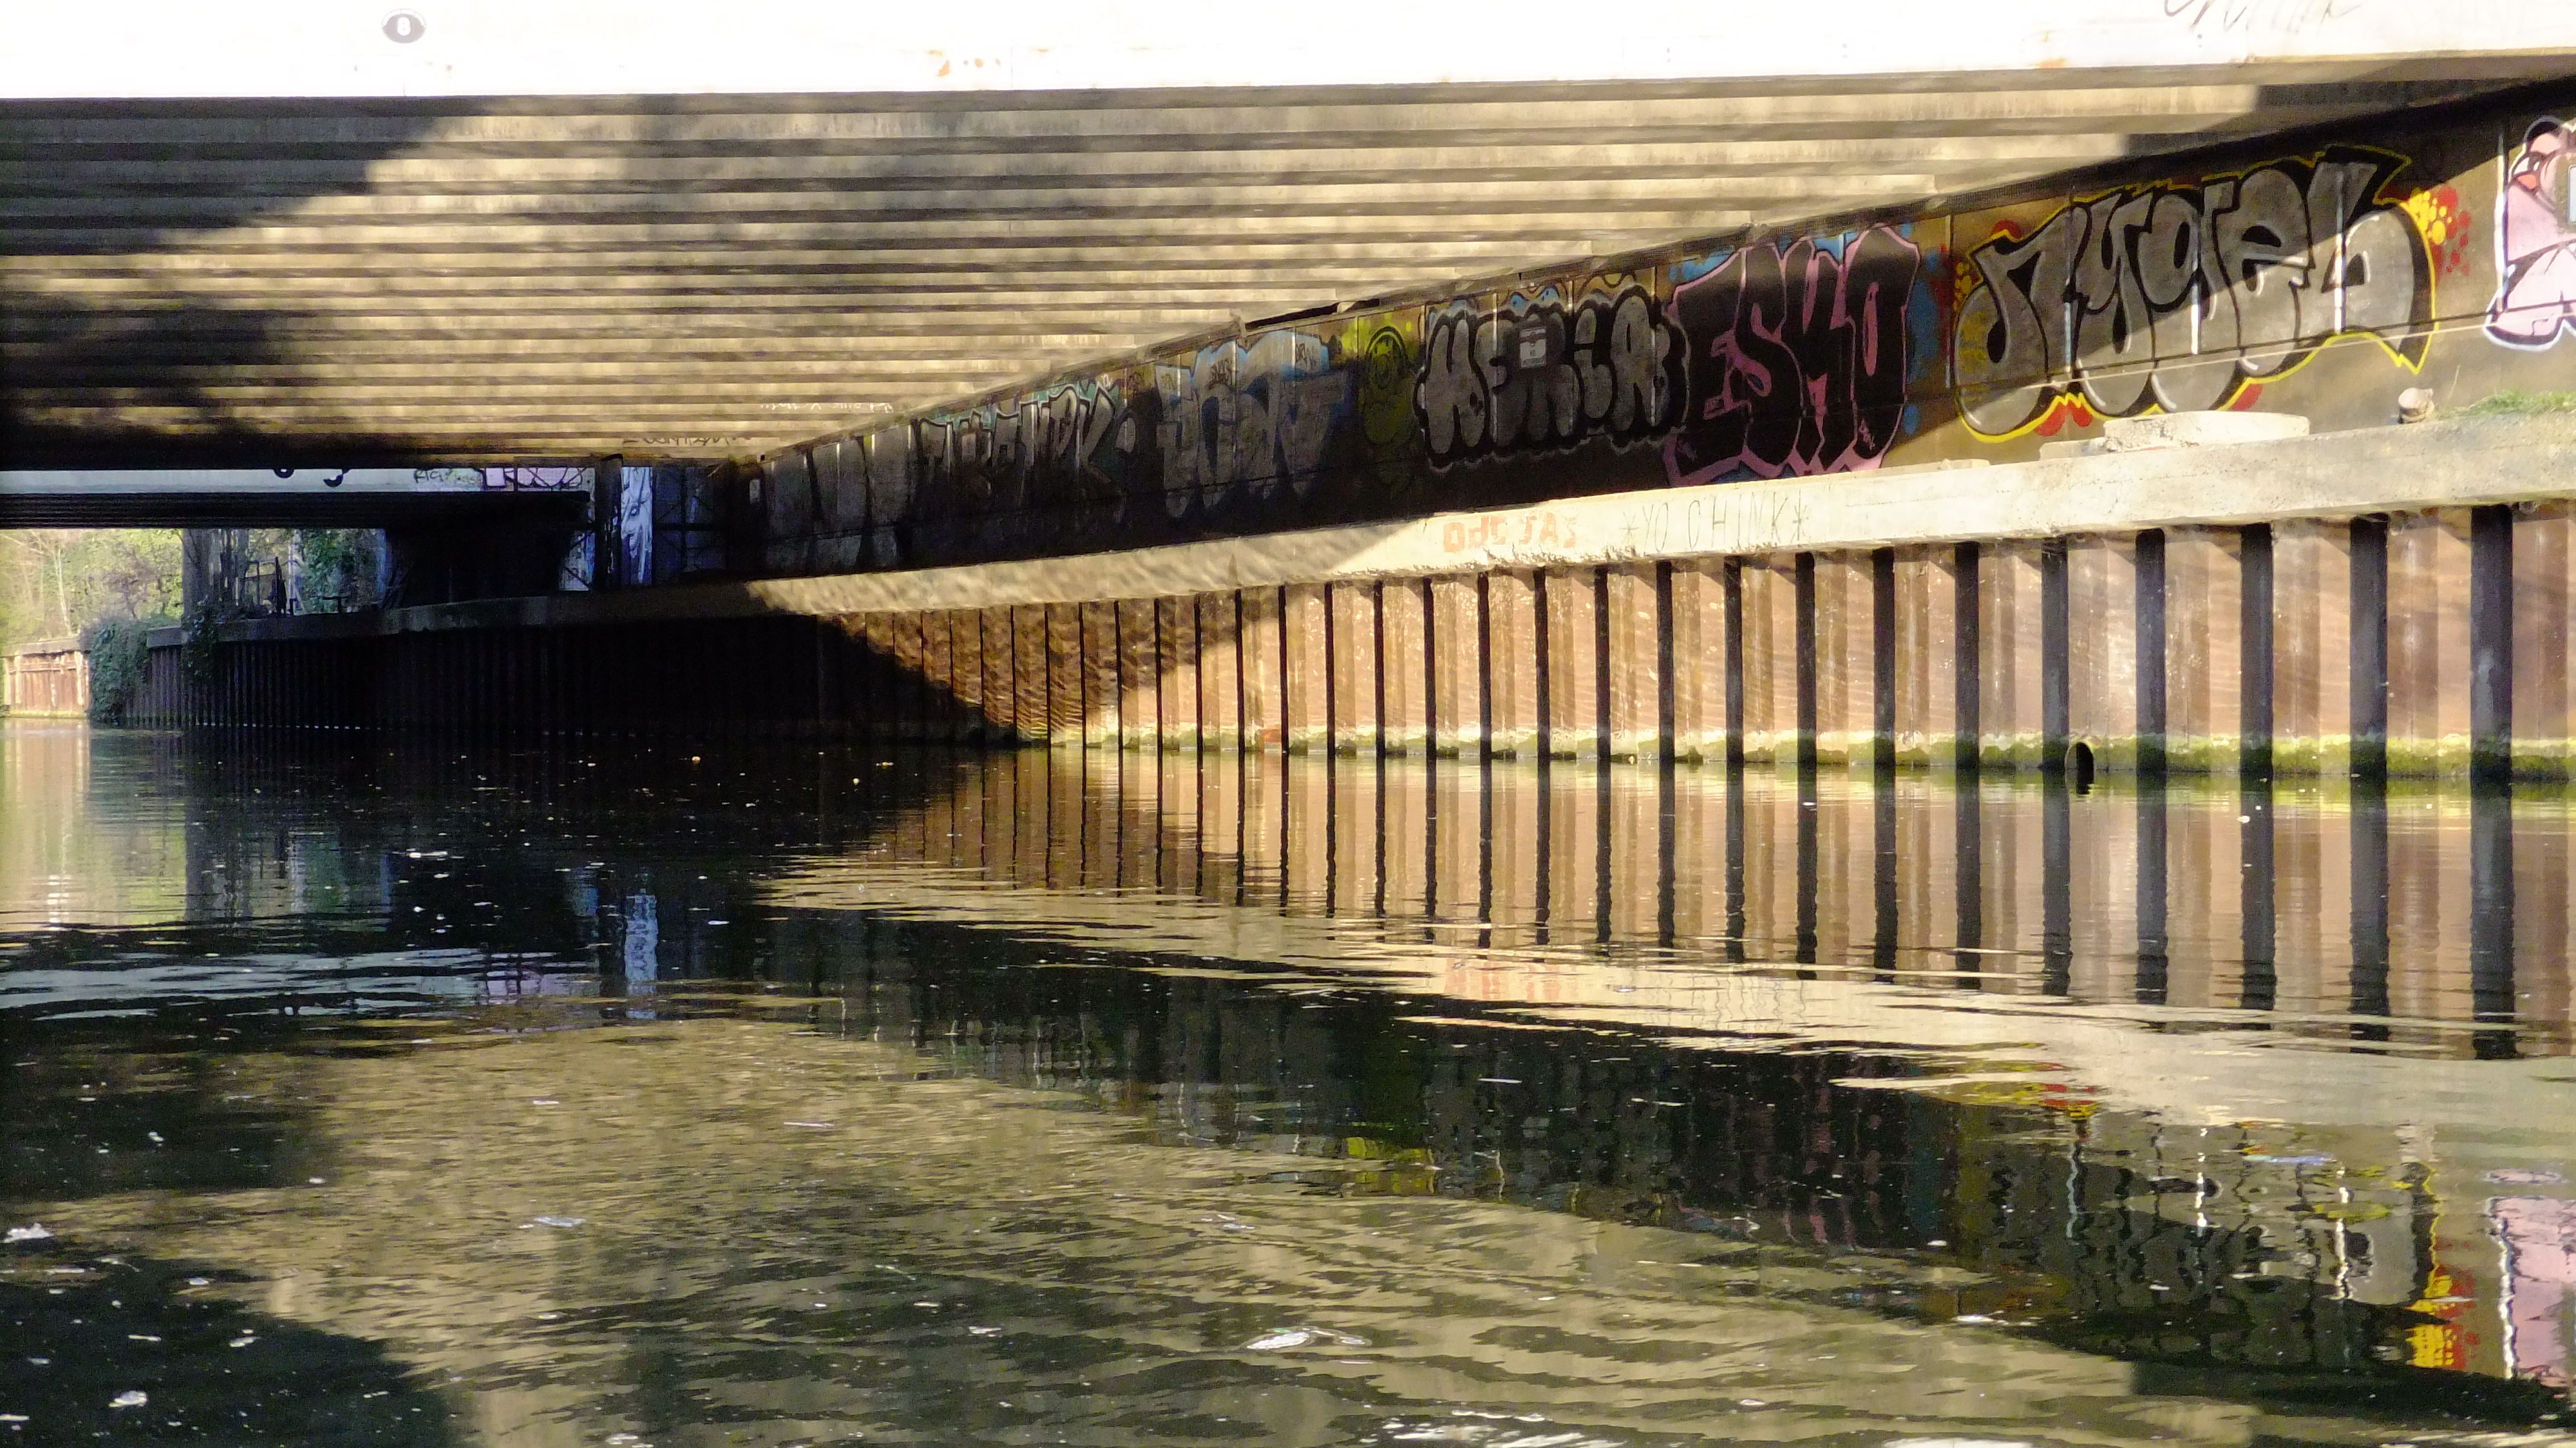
[3,721,2575,1446]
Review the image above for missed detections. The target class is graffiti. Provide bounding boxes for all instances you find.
[1665,228,1920,484]
[735,99,2576,576]
[480,465,589,491]
[1417,282,1676,469]
[2488,120,2576,348]
[1155,331,1349,516]
[1440,508,1584,554]
[1354,321,1419,491]
[1954,148,2432,437]
[2398,184,2474,280]
[615,464,652,586]
[2160,0,2359,35]
[858,428,914,549]
[913,379,1131,515]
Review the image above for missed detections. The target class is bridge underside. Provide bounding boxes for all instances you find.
[8,61,2573,472]
[0,482,588,530]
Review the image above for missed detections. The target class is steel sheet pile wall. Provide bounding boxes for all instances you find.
[800,507,2571,780]
[126,619,825,739]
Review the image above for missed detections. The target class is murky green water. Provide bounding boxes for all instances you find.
[6,719,2576,1447]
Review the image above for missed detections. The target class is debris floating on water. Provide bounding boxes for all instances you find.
[531,1215,585,1228]
[3,1224,51,1244]
[1242,1326,1368,1351]
[108,1391,147,1410]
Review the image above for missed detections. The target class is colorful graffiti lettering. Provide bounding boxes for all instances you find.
[753,99,2576,576]
[2398,184,2474,280]
[1417,281,1676,470]
[2488,120,2576,348]
[1354,321,1419,491]
[1664,227,1921,484]
[1155,332,1349,517]
[1953,148,2432,437]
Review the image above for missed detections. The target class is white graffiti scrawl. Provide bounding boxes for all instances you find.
[2488,119,2576,348]
[1954,147,2432,437]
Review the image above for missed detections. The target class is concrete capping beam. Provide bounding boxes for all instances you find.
[210,412,2576,644]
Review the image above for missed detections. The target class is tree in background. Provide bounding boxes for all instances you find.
[292,528,383,613]
[0,530,183,652]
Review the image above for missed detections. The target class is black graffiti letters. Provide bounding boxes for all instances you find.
[1665,228,1920,484]
[1418,284,1676,469]
[1954,148,2430,435]
[913,381,1129,517]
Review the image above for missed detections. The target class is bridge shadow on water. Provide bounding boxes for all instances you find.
[0,1248,454,1445]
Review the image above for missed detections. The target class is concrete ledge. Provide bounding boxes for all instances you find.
[214,412,2576,643]
[2039,408,2310,458]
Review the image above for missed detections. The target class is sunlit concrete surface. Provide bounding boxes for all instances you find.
[12,0,2576,97]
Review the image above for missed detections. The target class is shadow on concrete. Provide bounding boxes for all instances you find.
[3,99,458,470]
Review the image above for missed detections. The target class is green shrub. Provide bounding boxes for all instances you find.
[81,617,155,724]
[2459,390,2576,417]
[181,601,229,688]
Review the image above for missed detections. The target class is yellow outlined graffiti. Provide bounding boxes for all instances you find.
[1952,146,2438,441]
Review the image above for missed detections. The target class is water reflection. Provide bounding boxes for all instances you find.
[6,723,2576,1445]
[795,747,2571,1055]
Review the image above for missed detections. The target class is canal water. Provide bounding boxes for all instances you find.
[6,719,2576,1448]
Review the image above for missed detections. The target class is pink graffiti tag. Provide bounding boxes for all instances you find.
[1663,227,1920,488]
[2488,119,2576,348]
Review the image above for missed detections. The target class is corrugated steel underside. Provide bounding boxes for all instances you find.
[5,62,2570,469]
